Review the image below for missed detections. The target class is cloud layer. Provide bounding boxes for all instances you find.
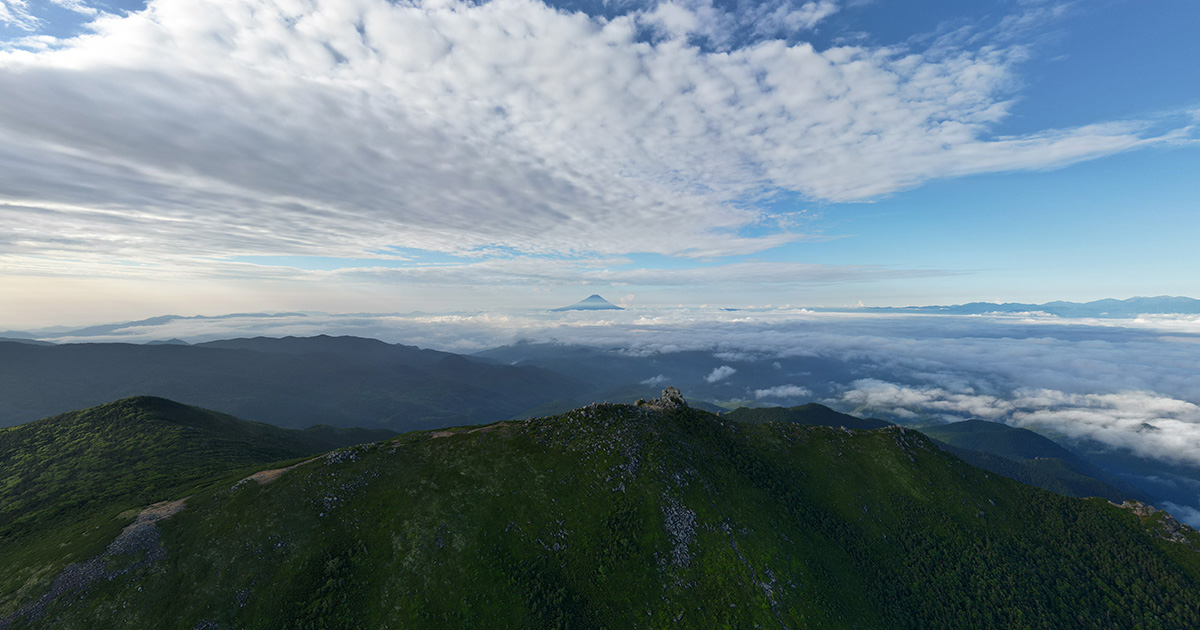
[25,307,1200,474]
[754,384,811,399]
[0,0,1183,275]
[840,379,1200,467]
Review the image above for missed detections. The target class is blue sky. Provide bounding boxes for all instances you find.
[0,0,1197,324]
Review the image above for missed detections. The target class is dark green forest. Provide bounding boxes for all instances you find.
[2,397,1197,628]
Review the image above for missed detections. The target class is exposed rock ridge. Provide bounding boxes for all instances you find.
[1113,500,1198,550]
[636,386,688,411]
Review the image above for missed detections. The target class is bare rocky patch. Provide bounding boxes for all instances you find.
[0,499,187,629]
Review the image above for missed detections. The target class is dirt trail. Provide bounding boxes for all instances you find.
[241,457,319,485]
[426,422,512,440]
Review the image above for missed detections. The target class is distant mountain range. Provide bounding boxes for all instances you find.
[0,335,590,431]
[0,312,310,341]
[865,295,1200,318]
[3,394,1198,629]
[550,294,623,311]
[2,296,1193,347]
[2,333,1193,522]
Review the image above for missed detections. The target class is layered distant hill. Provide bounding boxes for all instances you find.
[917,419,1143,502]
[0,336,588,431]
[2,394,1198,629]
[866,295,1200,318]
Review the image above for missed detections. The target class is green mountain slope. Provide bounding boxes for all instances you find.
[919,419,1143,501]
[5,396,1199,629]
[726,408,1140,503]
[724,403,892,430]
[0,397,392,617]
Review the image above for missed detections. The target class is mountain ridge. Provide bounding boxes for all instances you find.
[864,295,1200,318]
[0,396,392,619]
[0,337,589,431]
[724,402,892,430]
[918,419,1145,502]
[3,393,1199,628]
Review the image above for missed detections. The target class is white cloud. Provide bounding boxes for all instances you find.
[18,305,1200,472]
[713,351,760,362]
[0,0,38,30]
[47,0,98,16]
[0,0,1182,280]
[641,374,668,386]
[644,0,841,47]
[837,379,1200,468]
[754,384,811,399]
[706,365,736,382]
[1161,502,1200,529]
[839,378,1012,420]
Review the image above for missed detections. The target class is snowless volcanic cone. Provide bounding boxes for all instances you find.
[551,294,624,311]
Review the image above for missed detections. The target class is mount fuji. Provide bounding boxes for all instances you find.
[551,294,623,311]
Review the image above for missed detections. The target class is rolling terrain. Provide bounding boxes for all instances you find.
[0,397,391,621]
[918,420,1144,502]
[2,393,1198,629]
[724,404,1140,503]
[0,336,586,431]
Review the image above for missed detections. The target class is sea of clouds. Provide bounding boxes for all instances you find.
[31,308,1200,474]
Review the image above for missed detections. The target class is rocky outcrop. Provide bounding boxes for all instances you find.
[1113,500,1198,550]
[636,386,688,411]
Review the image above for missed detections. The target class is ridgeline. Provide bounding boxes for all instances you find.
[2,392,1198,629]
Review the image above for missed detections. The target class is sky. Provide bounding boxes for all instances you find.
[1,0,1199,325]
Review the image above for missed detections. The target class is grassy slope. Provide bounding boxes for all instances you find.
[727,408,1139,502]
[0,397,392,616]
[13,404,1200,629]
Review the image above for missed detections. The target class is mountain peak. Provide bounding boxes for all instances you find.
[550,294,623,311]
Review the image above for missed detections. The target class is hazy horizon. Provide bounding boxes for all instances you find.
[6,302,1200,525]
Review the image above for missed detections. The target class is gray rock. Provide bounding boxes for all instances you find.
[638,386,688,411]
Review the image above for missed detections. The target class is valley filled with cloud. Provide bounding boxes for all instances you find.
[22,307,1200,482]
